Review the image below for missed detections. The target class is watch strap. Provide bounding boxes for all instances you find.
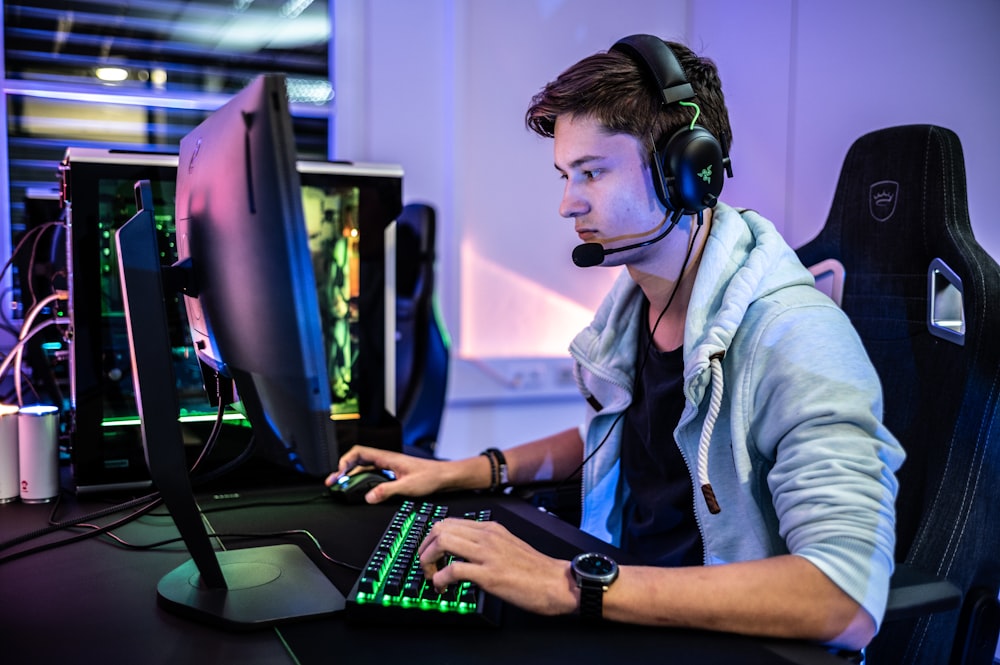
[578,579,605,619]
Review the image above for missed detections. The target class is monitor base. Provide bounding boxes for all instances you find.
[157,543,345,630]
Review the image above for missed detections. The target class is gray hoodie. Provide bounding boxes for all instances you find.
[569,202,905,630]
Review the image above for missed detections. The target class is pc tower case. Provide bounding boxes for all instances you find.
[61,148,402,492]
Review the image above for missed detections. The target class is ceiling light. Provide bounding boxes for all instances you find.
[96,67,128,82]
[285,77,333,105]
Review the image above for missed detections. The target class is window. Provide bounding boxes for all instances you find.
[2,0,332,320]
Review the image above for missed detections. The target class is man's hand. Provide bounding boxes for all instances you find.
[326,445,492,503]
[325,445,446,503]
[417,517,578,616]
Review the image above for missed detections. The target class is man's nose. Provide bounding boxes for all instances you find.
[559,183,588,218]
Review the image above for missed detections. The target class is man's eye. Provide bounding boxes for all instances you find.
[584,169,601,180]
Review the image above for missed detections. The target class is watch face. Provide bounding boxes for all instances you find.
[573,553,619,584]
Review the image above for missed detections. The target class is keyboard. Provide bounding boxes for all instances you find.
[346,499,502,625]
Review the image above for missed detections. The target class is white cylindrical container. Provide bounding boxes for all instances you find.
[0,404,19,503]
[18,404,60,504]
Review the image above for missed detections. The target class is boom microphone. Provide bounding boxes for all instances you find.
[571,211,682,268]
[571,242,608,268]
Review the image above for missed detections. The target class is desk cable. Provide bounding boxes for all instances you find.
[0,382,253,565]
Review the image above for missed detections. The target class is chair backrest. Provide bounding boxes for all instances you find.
[796,125,1000,664]
[395,203,450,455]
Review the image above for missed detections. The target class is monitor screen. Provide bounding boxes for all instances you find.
[174,74,401,477]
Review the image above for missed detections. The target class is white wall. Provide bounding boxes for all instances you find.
[334,0,1000,459]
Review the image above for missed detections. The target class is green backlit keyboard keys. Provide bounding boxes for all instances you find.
[346,500,502,625]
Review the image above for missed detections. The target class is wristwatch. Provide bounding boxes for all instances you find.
[571,552,619,619]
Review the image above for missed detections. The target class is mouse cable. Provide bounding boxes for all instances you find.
[43,522,363,573]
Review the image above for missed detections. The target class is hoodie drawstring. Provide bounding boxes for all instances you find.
[698,351,725,514]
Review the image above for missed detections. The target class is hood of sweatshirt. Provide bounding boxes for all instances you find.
[569,202,818,514]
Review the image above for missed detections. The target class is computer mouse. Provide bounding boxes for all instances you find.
[328,468,395,504]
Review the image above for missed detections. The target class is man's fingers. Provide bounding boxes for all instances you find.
[430,559,474,592]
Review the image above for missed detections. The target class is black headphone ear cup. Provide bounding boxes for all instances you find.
[658,125,726,213]
[613,35,732,215]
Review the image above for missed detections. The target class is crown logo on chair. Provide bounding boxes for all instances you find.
[873,190,894,206]
[869,180,900,222]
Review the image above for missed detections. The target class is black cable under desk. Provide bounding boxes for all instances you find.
[0,477,849,665]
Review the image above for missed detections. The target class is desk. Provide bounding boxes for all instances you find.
[0,479,847,665]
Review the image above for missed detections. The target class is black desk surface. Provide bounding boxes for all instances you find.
[0,473,847,665]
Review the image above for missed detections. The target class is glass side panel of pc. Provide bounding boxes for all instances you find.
[62,147,402,492]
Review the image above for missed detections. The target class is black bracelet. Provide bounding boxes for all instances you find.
[482,448,509,492]
[480,450,498,491]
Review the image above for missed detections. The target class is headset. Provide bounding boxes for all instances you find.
[610,34,733,219]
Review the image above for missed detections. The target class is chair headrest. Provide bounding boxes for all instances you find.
[821,124,973,276]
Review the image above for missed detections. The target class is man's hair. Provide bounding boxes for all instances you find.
[525,39,733,165]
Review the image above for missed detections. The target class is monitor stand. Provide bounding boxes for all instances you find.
[115,180,345,629]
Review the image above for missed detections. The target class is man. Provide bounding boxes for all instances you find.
[328,35,903,651]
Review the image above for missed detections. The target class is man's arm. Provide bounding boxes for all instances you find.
[601,554,875,649]
[419,520,875,651]
[331,427,584,503]
[503,426,584,486]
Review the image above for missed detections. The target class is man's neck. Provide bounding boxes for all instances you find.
[645,284,691,352]
[631,209,712,352]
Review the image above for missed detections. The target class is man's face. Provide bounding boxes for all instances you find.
[553,113,666,265]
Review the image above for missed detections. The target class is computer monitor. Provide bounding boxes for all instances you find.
[119,177,344,627]
[116,74,399,627]
[174,75,338,476]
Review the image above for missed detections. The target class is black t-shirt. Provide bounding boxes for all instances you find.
[620,301,703,567]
